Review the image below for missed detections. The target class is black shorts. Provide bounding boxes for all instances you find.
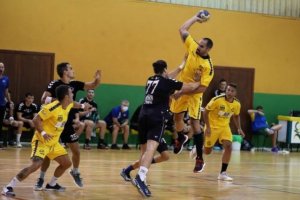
[138,107,169,145]
[23,122,32,129]
[156,138,168,153]
[60,123,78,143]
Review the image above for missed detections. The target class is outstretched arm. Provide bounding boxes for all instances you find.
[168,55,187,79]
[84,70,101,90]
[179,14,207,42]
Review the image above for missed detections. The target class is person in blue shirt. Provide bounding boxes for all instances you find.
[104,100,130,150]
[0,62,12,148]
[248,105,282,152]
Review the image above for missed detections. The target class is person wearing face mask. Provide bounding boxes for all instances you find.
[104,100,131,149]
[0,62,12,149]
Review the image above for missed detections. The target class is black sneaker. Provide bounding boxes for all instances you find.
[120,168,131,181]
[111,144,120,150]
[97,143,108,149]
[132,175,151,197]
[122,144,131,150]
[173,134,188,154]
[34,178,44,191]
[193,158,205,173]
[69,170,83,188]
[45,183,66,192]
[2,186,15,197]
[83,144,91,150]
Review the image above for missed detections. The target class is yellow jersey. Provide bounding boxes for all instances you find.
[32,100,73,146]
[205,95,241,128]
[178,35,214,89]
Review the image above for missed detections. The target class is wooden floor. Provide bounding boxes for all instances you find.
[0,147,300,200]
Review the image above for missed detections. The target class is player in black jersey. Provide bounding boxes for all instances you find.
[79,89,108,149]
[16,93,39,129]
[34,62,101,190]
[127,60,200,197]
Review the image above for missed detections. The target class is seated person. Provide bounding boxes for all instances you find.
[79,89,108,149]
[104,100,130,150]
[3,94,24,148]
[214,79,227,96]
[16,92,39,129]
[248,105,282,152]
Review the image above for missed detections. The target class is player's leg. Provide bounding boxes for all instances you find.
[4,141,49,195]
[133,140,158,197]
[218,140,233,181]
[96,120,108,149]
[68,142,83,187]
[34,156,51,191]
[45,144,71,191]
[218,128,233,181]
[122,125,131,149]
[121,139,169,182]
[13,121,23,147]
[121,115,147,181]
[2,157,44,197]
[170,97,189,154]
[111,125,120,149]
[83,120,94,150]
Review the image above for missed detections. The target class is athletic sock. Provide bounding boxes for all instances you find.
[194,133,204,160]
[138,166,148,182]
[72,168,79,174]
[16,134,21,143]
[124,165,134,174]
[221,163,228,173]
[48,176,58,186]
[39,171,46,179]
[7,177,20,188]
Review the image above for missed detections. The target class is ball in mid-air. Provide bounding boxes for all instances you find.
[197,10,210,21]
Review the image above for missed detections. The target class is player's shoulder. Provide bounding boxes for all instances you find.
[233,97,241,105]
[31,103,39,108]
[44,101,61,112]
[47,79,61,88]
[212,94,226,102]
[70,80,84,85]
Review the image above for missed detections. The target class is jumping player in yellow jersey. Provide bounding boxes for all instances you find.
[170,11,214,173]
[2,85,91,197]
[203,83,245,181]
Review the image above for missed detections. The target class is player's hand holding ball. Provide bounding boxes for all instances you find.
[196,10,210,23]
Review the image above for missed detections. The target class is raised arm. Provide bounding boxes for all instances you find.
[179,14,207,42]
[168,56,187,79]
[84,70,101,90]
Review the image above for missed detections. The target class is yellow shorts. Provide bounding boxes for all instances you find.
[204,127,232,148]
[170,94,202,119]
[31,140,67,160]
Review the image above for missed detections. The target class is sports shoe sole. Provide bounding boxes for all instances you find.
[132,179,151,197]
[193,163,206,173]
[218,177,233,181]
[174,135,189,155]
[45,187,66,192]
[120,170,131,181]
[33,187,44,191]
[69,170,83,188]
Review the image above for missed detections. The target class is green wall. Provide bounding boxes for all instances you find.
[77,84,300,124]
[253,93,300,123]
[76,84,145,119]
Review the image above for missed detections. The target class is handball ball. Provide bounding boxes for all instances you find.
[197,10,210,21]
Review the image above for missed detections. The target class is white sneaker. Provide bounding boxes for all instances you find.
[218,172,233,181]
[16,143,22,148]
[189,146,196,160]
